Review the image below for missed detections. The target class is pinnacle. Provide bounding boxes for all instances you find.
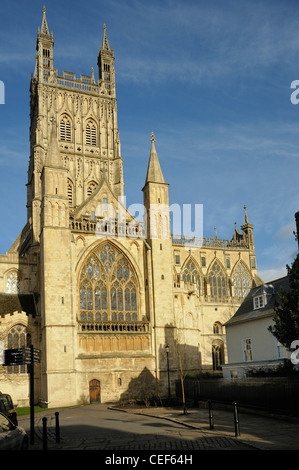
[40,5,50,36]
[145,133,165,184]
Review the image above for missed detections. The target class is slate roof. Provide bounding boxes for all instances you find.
[0,293,38,317]
[225,276,290,326]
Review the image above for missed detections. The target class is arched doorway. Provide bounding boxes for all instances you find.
[89,379,101,403]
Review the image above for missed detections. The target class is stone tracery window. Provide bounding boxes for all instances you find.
[59,115,72,142]
[86,120,97,146]
[209,261,228,300]
[7,325,31,374]
[213,322,223,334]
[6,272,20,294]
[181,259,201,295]
[79,243,139,324]
[233,263,251,298]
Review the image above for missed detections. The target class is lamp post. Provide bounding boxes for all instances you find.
[165,344,170,400]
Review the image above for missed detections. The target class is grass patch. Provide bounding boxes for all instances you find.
[16,406,49,417]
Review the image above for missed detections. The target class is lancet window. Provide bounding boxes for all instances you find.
[67,179,73,206]
[79,243,139,324]
[86,120,97,146]
[59,115,72,142]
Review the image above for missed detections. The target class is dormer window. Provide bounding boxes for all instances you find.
[253,295,264,309]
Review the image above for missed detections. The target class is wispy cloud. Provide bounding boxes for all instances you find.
[259,267,288,283]
[112,0,299,86]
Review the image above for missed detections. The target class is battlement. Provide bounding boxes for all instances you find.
[171,235,249,250]
[39,69,113,96]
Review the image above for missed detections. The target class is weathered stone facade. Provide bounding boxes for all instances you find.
[0,9,263,407]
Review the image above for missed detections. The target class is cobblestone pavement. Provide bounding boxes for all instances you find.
[18,403,299,451]
[18,405,255,451]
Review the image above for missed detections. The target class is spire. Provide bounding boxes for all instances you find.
[40,6,50,36]
[45,117,63,168]
[244,205,249,224]
[241,204,255,250]
[35,6,54,81]
[101,24,110,51]
[241,205,253,230]
[145,133,165,184]
[97,23,115,96]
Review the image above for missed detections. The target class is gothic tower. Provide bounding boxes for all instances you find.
[27,8,125,406]
[28,9,123,245]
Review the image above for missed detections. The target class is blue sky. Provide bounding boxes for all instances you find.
[0,0,298,281]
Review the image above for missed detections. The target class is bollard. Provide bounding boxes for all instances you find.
[42,417,47,450]
[232,401,240,436]
[55,412,60,443]
[208,400,214,430]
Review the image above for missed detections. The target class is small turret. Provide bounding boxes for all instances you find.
[97,24,116,97]
[34,6,54,82]
[241,205,255,251]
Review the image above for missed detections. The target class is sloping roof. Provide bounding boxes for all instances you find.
[225,276,289,327]
[0,293,38,317]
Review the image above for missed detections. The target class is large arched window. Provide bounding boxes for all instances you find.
[59,115,72,142]
[181,258,201,295]
[209,261,228,300]
[233,263,251,298]
[6,325,31,374]
[79,243,139,325]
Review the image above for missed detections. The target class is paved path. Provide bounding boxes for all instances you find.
[17,403,299,451]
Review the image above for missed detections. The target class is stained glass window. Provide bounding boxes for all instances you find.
[79,243,139,323]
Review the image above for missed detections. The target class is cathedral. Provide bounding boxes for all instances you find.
[0,9,262,407]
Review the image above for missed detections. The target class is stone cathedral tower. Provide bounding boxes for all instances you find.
[0,8,263,408]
